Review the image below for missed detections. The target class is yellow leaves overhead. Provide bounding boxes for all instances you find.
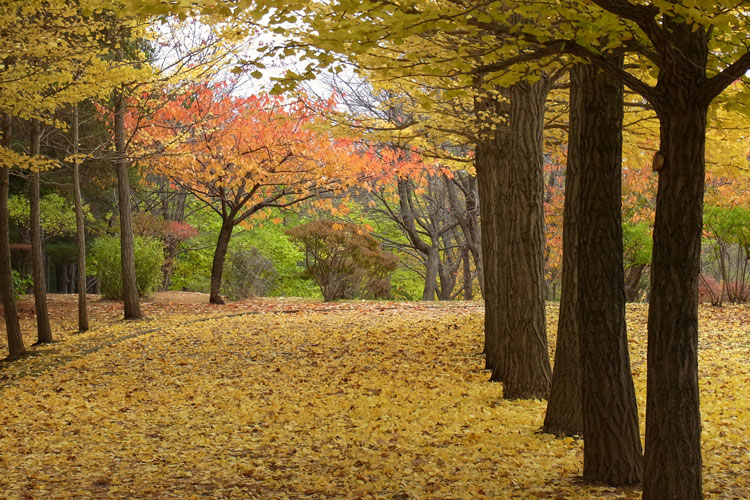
[1,298,749,499]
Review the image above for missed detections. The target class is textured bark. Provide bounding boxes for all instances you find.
[572,60,643,484]
[624,264,646,302]
[209,219,234,304]
[29,120,52,344]
[643,104,705,500]
[462,246,473,300]
[643,24,708,497]
[422,247,439,301]
[491,79,552,399]
[0,115,25,360]
[543,110,583,436]
[114,89,141,319]
[474,132,500,370]
[71,104,89,331]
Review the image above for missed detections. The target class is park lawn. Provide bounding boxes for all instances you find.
[0,297,748,499]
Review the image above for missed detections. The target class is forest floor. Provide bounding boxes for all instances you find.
[1,294,748,499]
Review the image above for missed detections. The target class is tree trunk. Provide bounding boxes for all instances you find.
[475,131,500,370]
[55,264,68,293]
[209,218,234,304]
[463,246,473,300]
[543,93,583,435]
[422,246,439,300]
[114,89,141,319]
[71,104,89,331]
[490,79,552,399]
[643,88,707,500]
[624,264,646,302]
[161,189,187,291]
[29,120,52,344]
[465,175,483,297]
[572,60,643,484]
[0,115,25,360]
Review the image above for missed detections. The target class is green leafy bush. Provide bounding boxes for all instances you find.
[11,270,33,300]
[89,235,165,299]
[222,247,279,299]
[703,205,750,303]
[287,220,398,301]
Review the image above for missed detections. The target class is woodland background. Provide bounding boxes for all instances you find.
[1,1,750,499]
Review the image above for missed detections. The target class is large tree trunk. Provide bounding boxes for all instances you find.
[489,79,552,399]
[644,71,707,500]
[209,218,234,304]
[573,60,643,484]
[0,115,25,360]
[29,120,52,344]
[71,104,89,331]
[543,95,583,436]
[114,89,141,319]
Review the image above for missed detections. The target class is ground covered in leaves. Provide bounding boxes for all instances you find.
[1,294,749,499]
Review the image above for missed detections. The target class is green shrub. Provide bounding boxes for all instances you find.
[89,235,165,299]
[11,270,33,300]
[222,247,279,299]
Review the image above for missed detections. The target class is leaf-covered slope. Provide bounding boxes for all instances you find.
[1,302,748,499]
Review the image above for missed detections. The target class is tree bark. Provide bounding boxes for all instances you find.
[474,128,500,370]
[644,40,708,500]
[209,218,234,304]
[490,79,552,399]
[462,246,473,300]
[572,60,643,484]
[422,246,439,300]
[624,264,646,302]
[543,96,583,436]
[71,103,89,331]
[0,115,25,360]
[114,89,141,319]
[29,120,52,344]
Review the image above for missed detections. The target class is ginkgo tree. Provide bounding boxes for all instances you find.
[0,0,146,356]
[134,82,378,304]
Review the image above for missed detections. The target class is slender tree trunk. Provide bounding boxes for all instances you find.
[0,115,25,360]
[114,89,141,319]
[573,60,643,484]
[422,246,439,300]
[466,175,483,297]
[55,264,68,293]
[463,246,473,300]
[543,95,583,435]
[643,92,707,500]
[490,79,552,399]
[161,189,187,291]
[29,120,52,344]
[474,134,500,369]
[209,218,234,304]
[71,104,89,331]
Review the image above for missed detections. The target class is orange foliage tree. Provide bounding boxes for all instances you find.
[134,82,377,304]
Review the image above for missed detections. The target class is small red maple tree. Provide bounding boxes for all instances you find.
[134,82,379,304]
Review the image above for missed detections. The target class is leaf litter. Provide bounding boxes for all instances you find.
[0,299,748,499]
